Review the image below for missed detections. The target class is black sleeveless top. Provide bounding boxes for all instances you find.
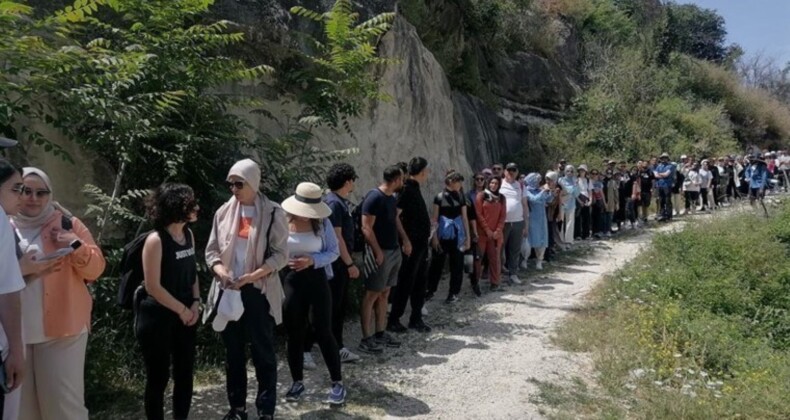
[144,228,197,308]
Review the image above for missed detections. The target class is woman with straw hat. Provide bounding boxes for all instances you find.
[280,182,346,406]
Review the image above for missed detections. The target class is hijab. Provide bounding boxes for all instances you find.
[525,173,542,190]
[13,167,72,230]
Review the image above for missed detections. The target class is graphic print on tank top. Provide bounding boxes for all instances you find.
[233,205,257,278]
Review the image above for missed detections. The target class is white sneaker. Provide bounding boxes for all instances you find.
[509,275,523,285]
[303,352,317,370]
[535,261,543,271]
[519,260,528,270]
[422,306,429,316]
[339,347,360,363]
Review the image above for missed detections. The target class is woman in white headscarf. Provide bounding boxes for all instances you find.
[204,159,288,420]
[11,167,105,420]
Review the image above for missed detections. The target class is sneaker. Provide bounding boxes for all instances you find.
[445,294,459,304]
[303,352,317,370]
[408,320,432,333]
[285,381,306,402]
[535,261,543,271]
[222,409,248,420]
[421,306,429,316]
[358,336,384,354]
[425,291,435,302]
[339,347,360,363]
[519,260,528,270]
[471,283,482,297]
[326,382,347,405]
[374,331,401,348]
[386,321,408,333]
[490,284,501,292]
[259,415,274,420]
[509,275,523,285]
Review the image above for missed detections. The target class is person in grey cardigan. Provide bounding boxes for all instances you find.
[204,159,289,420]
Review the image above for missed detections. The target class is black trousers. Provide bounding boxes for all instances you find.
[427,239,464,297]
[658,186,672,220]
[591,202,604,234]
[575,206,591,239]
[283,267,342,383]
[221,285,277,416]
[389,240,429,325]
[135,302,197,420]
[700,188,709,209]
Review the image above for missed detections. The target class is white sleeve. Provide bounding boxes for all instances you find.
[0,217,25,295]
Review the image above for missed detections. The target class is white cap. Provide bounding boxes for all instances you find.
[211,289,245,332]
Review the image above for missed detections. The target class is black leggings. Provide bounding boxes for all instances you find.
[135,301,197,420]
[427,239,464,297]
[305,259,351,351]
[283,267,342,383]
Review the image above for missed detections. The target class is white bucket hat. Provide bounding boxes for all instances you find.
[211,289,245,332]
[281,182,331,219]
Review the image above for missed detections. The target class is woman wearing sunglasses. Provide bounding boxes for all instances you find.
[11,167,105,420]
[0,159,26,420]
[205,159,288,420]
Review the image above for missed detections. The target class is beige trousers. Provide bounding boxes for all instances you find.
[19,333,88,420]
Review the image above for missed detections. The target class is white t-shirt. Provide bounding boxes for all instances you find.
[0,207,25,358]
[232,205,257,279]
[500,179,524,223]
[16,227,48,344]
[577,177,591,205]
[779,155,790,170]
[287,231,322,257]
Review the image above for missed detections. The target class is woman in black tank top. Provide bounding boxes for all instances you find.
[134,183,200,420]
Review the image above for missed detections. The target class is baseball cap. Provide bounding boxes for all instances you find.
[660,152,670,159]
[0,136,18,148]
[505,162,518,171]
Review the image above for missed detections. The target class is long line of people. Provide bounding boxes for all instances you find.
[0,139,783,420]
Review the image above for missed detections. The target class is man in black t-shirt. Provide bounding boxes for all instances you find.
[359,165,410,354]
[638,161,654,224]
[322,163,362,363]
[387,157,432,334]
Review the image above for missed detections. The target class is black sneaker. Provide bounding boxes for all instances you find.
[471,283,482,297]
[358,336,384,354]
[259,416,273,420]
[425,291,435,301]
[408,320,432,333]
[490,284,501,292]
[374,331,402,348]
[386,321,408,333]
[445,294,459,304]
[285,381,306,402]
[222,408,248,420]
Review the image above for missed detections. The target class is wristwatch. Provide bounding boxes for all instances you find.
[346,261,355,268]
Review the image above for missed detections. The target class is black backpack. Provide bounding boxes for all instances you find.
[117,230,154,310]
[351,190,375,253]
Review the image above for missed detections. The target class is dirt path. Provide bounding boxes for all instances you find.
[183,223,680,420]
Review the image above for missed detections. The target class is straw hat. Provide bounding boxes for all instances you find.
[282,182,331,219]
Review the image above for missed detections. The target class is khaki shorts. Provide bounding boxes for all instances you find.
[365,249,402,292]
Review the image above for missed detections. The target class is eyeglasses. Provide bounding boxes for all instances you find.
[475,177,485,182]
[22,187,51,198]
[506,168,517,172]
[492,167,503,171]
[227,181,245,190]
[10,184,24,196]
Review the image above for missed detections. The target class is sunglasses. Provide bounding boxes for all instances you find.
[227,181,245,190]
[475,177,485,182]
[22,187,51,198]
[492,167,503,171]
[506,168,517,172]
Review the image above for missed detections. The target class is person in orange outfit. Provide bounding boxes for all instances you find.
[12,167,105,420]
[475,177,506,291]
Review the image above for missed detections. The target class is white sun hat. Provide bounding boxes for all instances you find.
[281,182,331,219]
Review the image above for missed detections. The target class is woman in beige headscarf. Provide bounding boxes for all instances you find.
[204,159,288,420]
[12,167,105,420]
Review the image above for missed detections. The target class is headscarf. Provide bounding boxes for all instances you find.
[563,165,577,180]
[545,171,559,183]
[227,158,261,191]
[13,167,72,229]
[525,172,542,190]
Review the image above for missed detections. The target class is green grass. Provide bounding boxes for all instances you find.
[544,204,790,419]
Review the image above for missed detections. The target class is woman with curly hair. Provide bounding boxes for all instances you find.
[135,183,200,420]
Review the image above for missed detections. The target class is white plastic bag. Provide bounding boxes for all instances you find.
[211,288,245,332]
[521,236,531,259]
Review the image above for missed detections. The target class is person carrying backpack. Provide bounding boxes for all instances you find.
[133,183,200,420]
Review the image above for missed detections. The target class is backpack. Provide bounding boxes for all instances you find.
[351,190,374,253]
[117,230,154,310]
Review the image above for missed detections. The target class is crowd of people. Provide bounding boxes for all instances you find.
[0,134,787,420]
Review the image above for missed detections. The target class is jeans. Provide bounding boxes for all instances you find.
[700,188,709,209]
[283,267,341,383]
[221,285,277,416]
[389,240,429,325]
[658,186,672,220]
[427,239,465,297]
[625,199,637,224]
[502,221,525,275]
[135,303,197,420]
[603,211,613,233]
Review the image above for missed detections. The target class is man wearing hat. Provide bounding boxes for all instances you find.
[745,152,769,205]
[500,163,528,284]
[653,152,674,221]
